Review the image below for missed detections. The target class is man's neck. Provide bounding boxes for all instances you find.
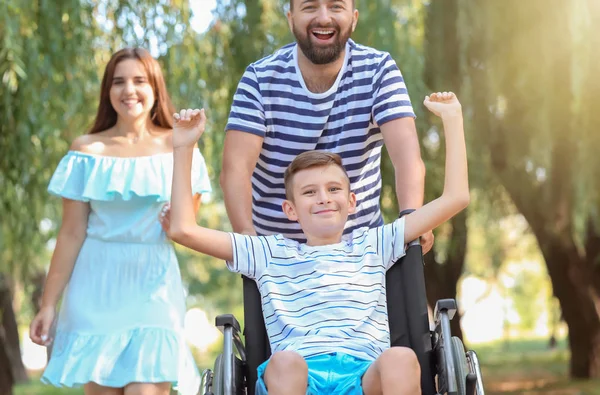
[297,47,346,94]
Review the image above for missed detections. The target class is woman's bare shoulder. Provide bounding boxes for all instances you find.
[69,129,115,154]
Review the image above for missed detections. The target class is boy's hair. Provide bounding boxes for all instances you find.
[283,151,350,200]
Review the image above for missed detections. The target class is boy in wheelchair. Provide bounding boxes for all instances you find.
[166,91,469,394]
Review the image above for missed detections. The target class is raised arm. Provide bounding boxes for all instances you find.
[403,92,470,242]
[169,108,233,261]
[220,130,263,235]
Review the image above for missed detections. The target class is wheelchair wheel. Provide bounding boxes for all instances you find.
[213,354,224,395]
[451,337,469,395]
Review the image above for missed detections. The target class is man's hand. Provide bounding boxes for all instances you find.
[420,230,434,254]
[173,108,207,149]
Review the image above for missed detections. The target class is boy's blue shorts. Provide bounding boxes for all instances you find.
[255,352,373,395]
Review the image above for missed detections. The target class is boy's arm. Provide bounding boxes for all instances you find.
[169,109,234,261]
[403,93,470,242]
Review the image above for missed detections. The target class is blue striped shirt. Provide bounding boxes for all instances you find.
[226,217,406,361]
[225,40,415,241]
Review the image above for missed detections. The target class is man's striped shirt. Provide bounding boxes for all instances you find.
[225,40,415,240]
[226,217,406,361]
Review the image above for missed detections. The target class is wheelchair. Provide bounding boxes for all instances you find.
[200,240,486,395]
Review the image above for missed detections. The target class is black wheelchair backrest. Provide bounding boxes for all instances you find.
[240,242,436,395]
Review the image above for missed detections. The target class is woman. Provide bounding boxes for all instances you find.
[29,48,210,395]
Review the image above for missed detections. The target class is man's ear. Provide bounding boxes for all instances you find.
[282,199,298,221]
[352,9,359,32]
[287,10,294,33]
[348,192,357,214]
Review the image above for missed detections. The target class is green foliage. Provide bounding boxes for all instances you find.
[0,0,101,278]
[462,0,599,235]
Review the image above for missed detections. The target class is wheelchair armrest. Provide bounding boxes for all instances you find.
[434,299,457,322]
[215,314,246,394]
[216,314,242,335]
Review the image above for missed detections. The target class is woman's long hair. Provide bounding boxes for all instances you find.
[89,48,175,134]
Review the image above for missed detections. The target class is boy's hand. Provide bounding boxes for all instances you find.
[173,108,206,149]
[423,92,462,118]
[159,203,171,237]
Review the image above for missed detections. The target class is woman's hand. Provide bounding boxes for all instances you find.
[29,306,56,346]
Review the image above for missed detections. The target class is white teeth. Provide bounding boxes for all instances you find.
[313,30,334,35]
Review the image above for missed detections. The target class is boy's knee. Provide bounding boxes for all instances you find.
[267,350,308,376]
[379,347,420,376]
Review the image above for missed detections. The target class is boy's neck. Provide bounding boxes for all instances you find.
[304,231,344,247]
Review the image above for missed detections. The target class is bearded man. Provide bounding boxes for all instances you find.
[221,0,431,249]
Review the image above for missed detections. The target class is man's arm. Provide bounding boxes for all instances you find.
[220,130,263,235]
[380,116,426,211]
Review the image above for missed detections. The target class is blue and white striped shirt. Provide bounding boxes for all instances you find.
[226,217,406,361]
[225,40,415,241]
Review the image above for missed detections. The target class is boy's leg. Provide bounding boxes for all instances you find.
[262,350,308,395]
[361,347,421,395]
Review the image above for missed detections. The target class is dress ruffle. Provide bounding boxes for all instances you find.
[42,327,200,394]
[48,150,211,202]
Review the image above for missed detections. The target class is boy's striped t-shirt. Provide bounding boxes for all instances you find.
[225,39,415,241]
[226,217,406,361]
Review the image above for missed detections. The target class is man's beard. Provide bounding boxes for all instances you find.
[293,22,352,65]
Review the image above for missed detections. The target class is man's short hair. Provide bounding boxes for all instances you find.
[290,0,356,11]
[284,151,350,200]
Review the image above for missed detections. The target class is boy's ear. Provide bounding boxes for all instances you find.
[282,199,298,221]
[348,192,357,214]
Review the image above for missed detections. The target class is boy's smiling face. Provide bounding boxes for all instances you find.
[282,164,356,245]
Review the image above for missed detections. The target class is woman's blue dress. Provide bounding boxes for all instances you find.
[41,149,211,394]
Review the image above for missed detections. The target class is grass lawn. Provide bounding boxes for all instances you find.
[13,338,600,394]
[14,377,83,395]
[475,338,600,394]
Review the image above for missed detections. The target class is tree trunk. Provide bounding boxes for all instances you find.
[0,275,28,391]
[424,258,464,341]
[538,234,600,378]
[424,212,467,341]
[0,331,14,395]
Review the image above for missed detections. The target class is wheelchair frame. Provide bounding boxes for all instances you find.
[201,241,485,395]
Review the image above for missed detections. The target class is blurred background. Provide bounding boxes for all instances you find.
[1,0,599,394]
